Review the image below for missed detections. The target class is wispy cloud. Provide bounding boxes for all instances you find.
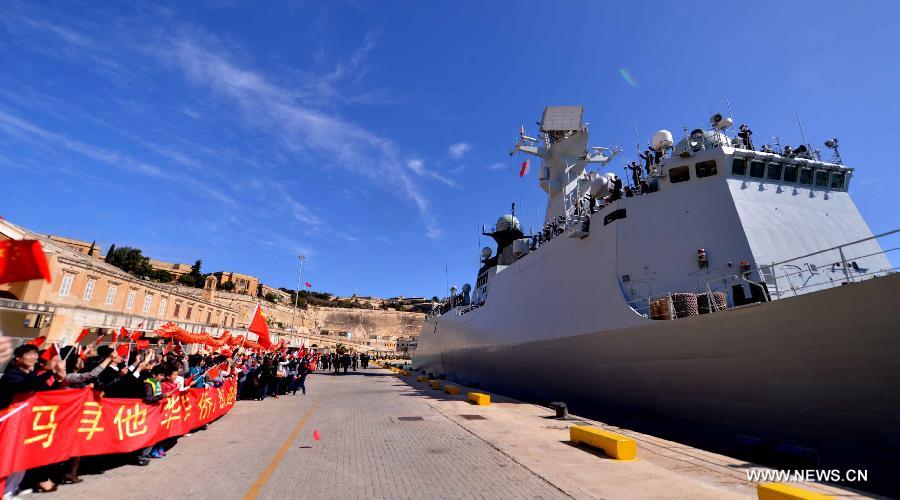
[155,33,442,239]
[488,162,507,170]
[406,158,456,187]
[448,142,471,159]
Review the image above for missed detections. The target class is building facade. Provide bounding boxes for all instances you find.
[213,271,260,297]
[148,259,193,282]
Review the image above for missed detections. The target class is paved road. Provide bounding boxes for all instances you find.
[49,368,567,499]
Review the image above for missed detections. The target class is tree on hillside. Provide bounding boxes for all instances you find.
[178,259,205,288]
[335,343,348,354]
[148,269,173,282]
[219,281,235,292]
[105,246,152,276]
[104,244,116,263]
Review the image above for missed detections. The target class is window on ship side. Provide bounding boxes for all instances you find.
[669,165,691,183]
[748,160,765,178]
[830,171,846,190]
[799,167,814,185]
[731,157,746,175]
[766,162,783,181]
[814,170,830,187]
[695,159,717,178]
[783,164,798,183]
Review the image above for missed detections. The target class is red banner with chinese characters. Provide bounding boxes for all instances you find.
[0,379,237,479]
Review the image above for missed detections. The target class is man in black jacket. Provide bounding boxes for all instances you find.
[0,344,56,409]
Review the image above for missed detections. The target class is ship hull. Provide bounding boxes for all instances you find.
[414,274,900,492]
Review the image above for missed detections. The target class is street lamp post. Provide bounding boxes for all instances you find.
[290,254,305,338]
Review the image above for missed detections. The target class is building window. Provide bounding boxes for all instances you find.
[174,303,181,317]
[207,311,212,324]
[814,170,830,188]
[695,160,717,178]
[766,163,783,181]
[157,298,168,316]
[186,306,193,319]
[783,165,798,183]
[105,285,117,305]
[749,160,765,178]
[142,295,153,313]
[126,291,136,310]
[59,275,74,297]
[83,279,96,300]
[731,158,746,175]
[669,165,690,183]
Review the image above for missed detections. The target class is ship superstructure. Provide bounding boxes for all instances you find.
[414,106,899,493]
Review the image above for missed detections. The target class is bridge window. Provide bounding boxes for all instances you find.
[766,163,783,181]
[799,167,814,185]
[830,172,846,190]
[814,170,829,187]
[783,164,798,182]
[695,160,717,178]
[749,160,765,178]
[731,158,746,175]
[669,165,690,183]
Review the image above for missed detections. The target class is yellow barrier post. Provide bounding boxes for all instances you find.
[416,375,429,382]
[569,426,637,460]
[757,483,832,500]
[429,380,442,390]
[467,392,490,405]
[444,385,460,395]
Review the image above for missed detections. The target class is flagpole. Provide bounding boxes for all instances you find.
[290,254,305,339]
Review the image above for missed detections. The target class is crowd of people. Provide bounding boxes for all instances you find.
[318,351,370,373]
[0,341,319,497]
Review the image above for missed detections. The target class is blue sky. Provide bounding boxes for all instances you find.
[1,1,898,298]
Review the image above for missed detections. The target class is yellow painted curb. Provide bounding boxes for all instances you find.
[467,392,490,405]
[569,425,637,460]
[416,375,429,382]
[757,483,832,500]
[444,385,460,395]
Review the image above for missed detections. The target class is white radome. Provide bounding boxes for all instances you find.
[652,129,674,151]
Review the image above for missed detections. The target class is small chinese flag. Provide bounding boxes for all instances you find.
[75,328,90,344]
[27,335,47,348]
[116,344,130,358]
[78,346,88,361]
[129,329,142,342]
[313,430,321,441]
[0,239,52,284]
[519,159,530,177]
[305,281,312,288]
[113,326,126,343]
[40,343,59,361]
[248,304,271,348]
[184,375,195,387]
[163,342,171,355]
[135,339,150,351]
[206,365,221,379]
[93,331,107,346]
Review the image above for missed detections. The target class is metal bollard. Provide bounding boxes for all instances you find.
[549,402,568,419]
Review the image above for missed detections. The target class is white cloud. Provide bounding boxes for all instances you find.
[448,142,471,159]
[406,158,455,187]
[157,35,443,239]
[488,162,507,170]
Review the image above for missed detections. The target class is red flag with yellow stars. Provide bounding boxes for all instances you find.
[247,304,271,348]
[0,240,51,284]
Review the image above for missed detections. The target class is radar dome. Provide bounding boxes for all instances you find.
[652,130,674,151]
[496,214,521,232]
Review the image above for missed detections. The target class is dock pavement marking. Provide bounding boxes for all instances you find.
[243,399,320,499]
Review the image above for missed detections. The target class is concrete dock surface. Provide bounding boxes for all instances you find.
[45,365,873,499]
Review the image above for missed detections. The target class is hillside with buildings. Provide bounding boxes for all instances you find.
[0,217,427,354]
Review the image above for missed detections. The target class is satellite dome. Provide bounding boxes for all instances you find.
[496,214,521,232]
[652,130,674,151]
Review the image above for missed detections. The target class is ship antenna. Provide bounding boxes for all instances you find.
[796,113,809,150]
[511,202,516,216]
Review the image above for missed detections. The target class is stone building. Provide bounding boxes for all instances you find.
[213,271,260,296]
[259,284,291,304]
[47,235,104,260]
[148,259,193,282]
[0,219,244,344]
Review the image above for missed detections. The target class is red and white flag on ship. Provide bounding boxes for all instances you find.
[519,159,530,177]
